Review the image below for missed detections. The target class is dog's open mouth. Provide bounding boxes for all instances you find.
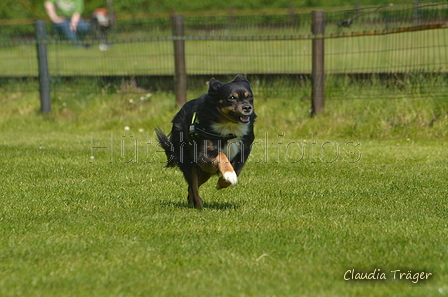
[239,115,250,123]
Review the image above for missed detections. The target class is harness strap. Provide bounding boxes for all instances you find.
[189,112,237,141]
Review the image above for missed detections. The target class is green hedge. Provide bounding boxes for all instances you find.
[1,0,396,20]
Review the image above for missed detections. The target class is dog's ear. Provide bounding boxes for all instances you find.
[208,78,222,94]
[232,74,249,84]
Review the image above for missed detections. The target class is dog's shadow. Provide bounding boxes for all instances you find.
[161,201,239,211]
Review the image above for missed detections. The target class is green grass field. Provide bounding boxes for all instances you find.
[0,87,447,296]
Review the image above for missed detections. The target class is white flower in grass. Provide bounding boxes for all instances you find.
[124,126,130,131]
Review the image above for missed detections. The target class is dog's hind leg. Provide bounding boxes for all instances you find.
[187,186,195,206]
[216,176,232,190]
[187,167,203,209]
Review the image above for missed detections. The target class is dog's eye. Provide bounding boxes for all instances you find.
[229,96,236,100]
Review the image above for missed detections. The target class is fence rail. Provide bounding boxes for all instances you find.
[1,1,448,112]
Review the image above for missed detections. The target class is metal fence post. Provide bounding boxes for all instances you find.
[289,4,297,27]
[34,20,51,113]
[228,6,235,26]
[413,1,420,25]
[171,14,187,106]
[311,11,325,116]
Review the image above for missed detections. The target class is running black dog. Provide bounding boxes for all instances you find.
[156,74,256,208]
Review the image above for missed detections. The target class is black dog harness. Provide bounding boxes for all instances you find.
[189,112,237,141]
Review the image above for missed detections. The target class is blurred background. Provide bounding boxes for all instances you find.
[1,0,448,102]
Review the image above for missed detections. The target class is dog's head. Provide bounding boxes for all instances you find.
[207,74,254,124]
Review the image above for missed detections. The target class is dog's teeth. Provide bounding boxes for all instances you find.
[223,171,238,186]
[240,116,250,122]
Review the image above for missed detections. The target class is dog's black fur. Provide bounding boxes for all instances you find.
[156,74,256,208]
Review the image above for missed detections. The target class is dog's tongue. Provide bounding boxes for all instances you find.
[240,116,250,123]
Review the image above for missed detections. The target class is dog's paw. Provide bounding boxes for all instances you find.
[223,171,238,185]
[216,171,238,190]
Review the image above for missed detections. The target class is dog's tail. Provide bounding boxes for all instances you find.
[155,128,176,167]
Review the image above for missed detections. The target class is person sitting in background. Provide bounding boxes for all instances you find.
[44,0,90,43]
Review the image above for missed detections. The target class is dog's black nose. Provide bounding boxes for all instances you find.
[242,105,252,114]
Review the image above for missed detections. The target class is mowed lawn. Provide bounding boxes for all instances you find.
[0,90,447,295]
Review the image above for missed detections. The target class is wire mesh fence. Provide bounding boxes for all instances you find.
[1,1,448,101]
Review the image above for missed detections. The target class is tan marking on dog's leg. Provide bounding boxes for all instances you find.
[218,161,247,189]
[191,167,203,208]
[215,152,237,189]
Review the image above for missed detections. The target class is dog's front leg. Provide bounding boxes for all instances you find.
[198,142,238,189]
[216,144,252,190]
[215,152,238,190]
